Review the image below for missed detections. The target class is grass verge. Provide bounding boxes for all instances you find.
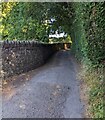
[79,63,104,118]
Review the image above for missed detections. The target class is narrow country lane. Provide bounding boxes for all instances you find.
[2,50,84,118]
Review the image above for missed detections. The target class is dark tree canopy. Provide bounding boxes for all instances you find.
[1,2,105,66]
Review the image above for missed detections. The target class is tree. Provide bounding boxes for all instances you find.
[1,2,74,42]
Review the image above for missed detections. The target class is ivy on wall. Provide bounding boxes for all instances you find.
[71,3,104,118]
[71,2,105,66]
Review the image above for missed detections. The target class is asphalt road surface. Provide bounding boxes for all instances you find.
[2,50,84,118]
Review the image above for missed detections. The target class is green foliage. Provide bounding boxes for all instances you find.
[47,3,73,34]
[1,2,73,42]
[80,65,104,118]
[1,2,49,42]
[71,2,105,66]
[71,3,104,118]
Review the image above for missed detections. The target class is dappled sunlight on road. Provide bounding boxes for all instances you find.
[3,86,16,101]
[2,70,36,101]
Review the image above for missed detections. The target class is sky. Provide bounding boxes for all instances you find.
[49,32,67,38]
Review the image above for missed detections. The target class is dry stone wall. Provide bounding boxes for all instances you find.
[1,41,57,78]
[0,42,2,81]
